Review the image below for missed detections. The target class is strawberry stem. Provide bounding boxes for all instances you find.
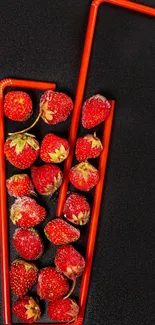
[66,317,76,324]
[8,110,42,136]
[64,278,76,299]
[31,190,37,197]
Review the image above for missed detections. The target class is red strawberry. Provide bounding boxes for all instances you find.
[4,133,39,169]
[12,296,41,323]
[6,174,35,197]
[63,193,90,225]
[31,164,63,196]
[13,228,44,260]
[4,91,32,121]
[40,133,70,163]
[44,219,80,245]
[37,267,69,301]
[40,90,73,124]
[69,162,99,191]
[76,132,103,162]
[55,245,85,280]
[48,298,79,323]
[82,94,111,128]
[10,259,38,297]
[10,197,46,227]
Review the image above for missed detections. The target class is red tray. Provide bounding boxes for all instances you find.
[0,77,115,325]
[0,78,57,324]
[1,0,155,324]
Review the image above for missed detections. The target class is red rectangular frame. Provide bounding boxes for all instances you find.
[0,78,57,325]
[1,0,155,324]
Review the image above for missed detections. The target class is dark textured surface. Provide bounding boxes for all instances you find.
[1,0,155,324]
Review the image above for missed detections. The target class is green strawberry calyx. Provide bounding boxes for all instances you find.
[10,208,22,225]
[44,229,50,241]
[72,210,90,225]
[76,162,96,182]
[40,100,57,123]
[84,132,103,149]
[25,297,41,321]
[12,259,37,272]
[66,300,79,322]
[49,145,69,163]
[44,172,62,195]
[7,133,39,155]
[8,174,27,183]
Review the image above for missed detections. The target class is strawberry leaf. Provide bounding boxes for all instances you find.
[27,138,39,151]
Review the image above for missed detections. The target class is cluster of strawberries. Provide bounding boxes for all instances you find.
[4,89,111,323]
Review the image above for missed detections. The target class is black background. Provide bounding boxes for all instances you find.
[1,0,155,324]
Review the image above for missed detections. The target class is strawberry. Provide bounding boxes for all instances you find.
[40,90,73,124]
[48,298,79,323]
[75,132,103,162]
[13,228,44,260]
[82,94,111,128]
[63,193,90,225]
[4,91,32,121]
[12,296,41,323]
[10,197,46,227]
[10,259,38,297]
[6,174,35,197]
[55,245,85,280]
[4,133,39,169]
[31,164,63,196]
[37,267,69,301]
[40,133,70,163]
[44,219,80,245]
[69,162,99,191]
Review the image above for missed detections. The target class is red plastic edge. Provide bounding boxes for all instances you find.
[56,0,155,217]
[0,78,56,325]
[56,0,155,324]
